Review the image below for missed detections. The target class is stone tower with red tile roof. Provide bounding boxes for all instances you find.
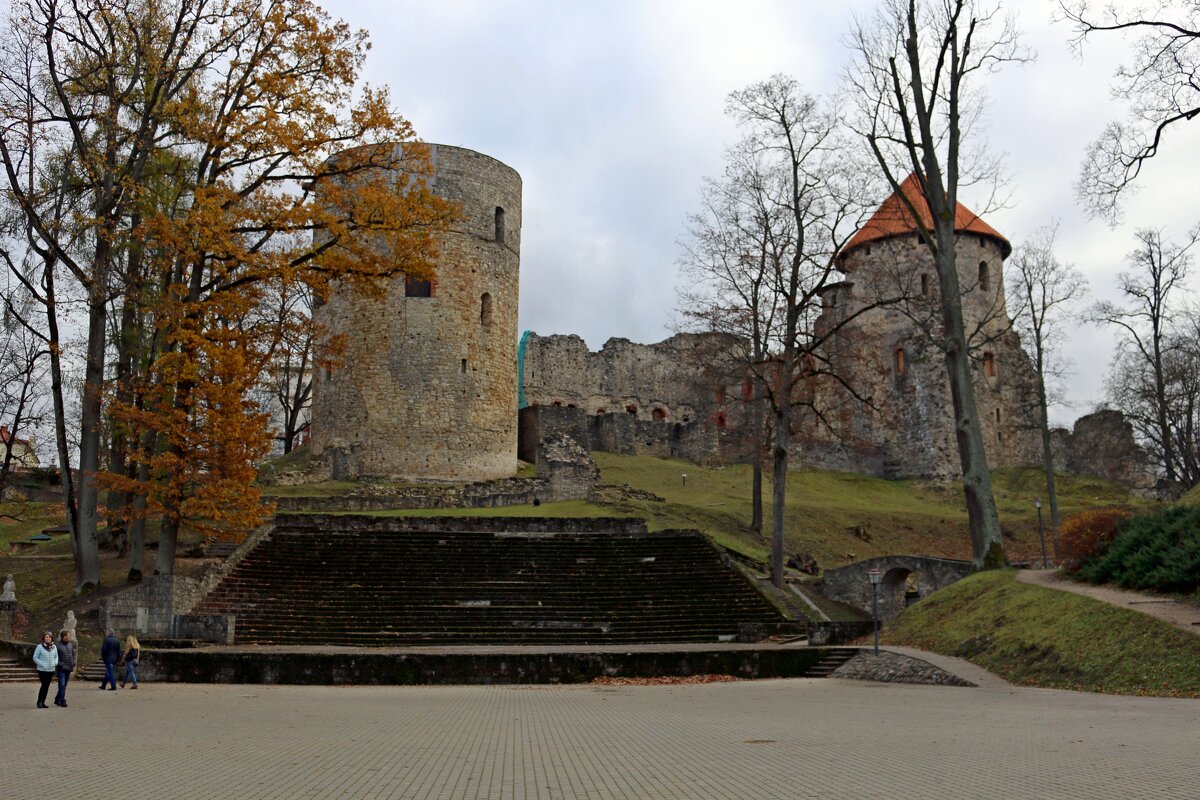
[796,175,1041,479]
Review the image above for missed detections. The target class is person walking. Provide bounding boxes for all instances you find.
[33,632,58,708]
[121,635,140,689]
[100,628,121,690]
[53,629,76,707]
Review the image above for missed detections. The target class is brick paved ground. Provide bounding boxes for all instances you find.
[2,672,1196,799]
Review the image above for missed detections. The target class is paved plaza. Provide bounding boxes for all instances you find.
[2,668,1196,800]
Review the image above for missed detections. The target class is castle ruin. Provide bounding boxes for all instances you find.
[310,144,521,482]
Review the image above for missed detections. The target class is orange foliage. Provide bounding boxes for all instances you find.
[1058,507,1133,569]
[97,0,457,548]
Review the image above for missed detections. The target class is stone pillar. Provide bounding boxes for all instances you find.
[0,599,16,640]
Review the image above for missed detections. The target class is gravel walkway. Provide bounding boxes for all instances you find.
[1017,569,1200,634]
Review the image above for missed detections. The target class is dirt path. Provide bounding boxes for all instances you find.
[1017,570,1200,634]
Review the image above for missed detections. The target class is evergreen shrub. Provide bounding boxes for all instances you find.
[1077,506,1200,594]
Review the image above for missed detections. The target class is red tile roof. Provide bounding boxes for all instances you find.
[840,173,1011,259]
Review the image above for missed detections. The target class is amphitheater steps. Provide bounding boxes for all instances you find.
[193,522,785,646]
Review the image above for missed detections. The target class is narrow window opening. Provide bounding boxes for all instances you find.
[742,377,754,401]
[715,412,727,429]
[480,292,493,327]
[921,274,929,296]
[983,352,996,377]
[979,261,990,292]
[894,347,907,376]
[405,277,432,298]
[460,359,467,374]
[995,408,1001,424]
[714,386,725,404]
[495,207,506,243]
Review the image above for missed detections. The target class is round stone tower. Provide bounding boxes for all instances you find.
[310,144,521,482]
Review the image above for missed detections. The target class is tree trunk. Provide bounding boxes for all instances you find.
[770,368,793,588]
[934,232,1005,569]
[43,261,82,580]
[74,269,110,591]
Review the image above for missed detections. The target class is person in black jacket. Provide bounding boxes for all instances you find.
[121,634,140,689]
[53,629,76,707]
[99,628,121,690]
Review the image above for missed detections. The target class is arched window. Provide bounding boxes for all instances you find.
[983,352,996,377]
[595,408,607,415]
[894,347,907,376]
[480,292,493,327]
[551,400,562,407]
[921,274,929,296]
[652,407,667,422]
[495,207,506,243]
[979,261,990,292]
[626,404,638,415]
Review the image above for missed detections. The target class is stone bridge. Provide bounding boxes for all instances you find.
[819,555,975,622]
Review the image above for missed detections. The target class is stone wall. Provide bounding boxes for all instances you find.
[99,522,272,642]
[1056,409,1155,491]
[518,404,749,466]
[520,332,746,425]
[277,513,649,535]
[310,143,521,482]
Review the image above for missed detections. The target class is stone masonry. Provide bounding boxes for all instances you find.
[310,144,521,482]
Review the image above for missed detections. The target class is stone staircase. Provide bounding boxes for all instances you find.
[0,654,105,683]
[0,654,34,683]
[192,521,785,646]
[806,648,858,677]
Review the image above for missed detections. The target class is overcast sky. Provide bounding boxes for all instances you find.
[331,0,1200,427]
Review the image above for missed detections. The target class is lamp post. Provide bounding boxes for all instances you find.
[868,567,881,656]
[1035,497,1047,569]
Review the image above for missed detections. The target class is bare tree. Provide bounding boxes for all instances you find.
[678,139,783,534]
[847,0,1029,569]
[1063,1,1200,222]
[1006,223,1088,536]
[1095,227,1198,489]
[268,281,315,456]
[681,75,888,587]
[0,289,50,496]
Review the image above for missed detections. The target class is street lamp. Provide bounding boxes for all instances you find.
[1035,498,1047,569]
[867,567,881,656]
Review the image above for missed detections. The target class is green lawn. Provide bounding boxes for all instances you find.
[882,569,1200,697]
[264,453,1151,569]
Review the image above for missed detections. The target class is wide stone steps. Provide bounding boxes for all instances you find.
[192,522,783,646]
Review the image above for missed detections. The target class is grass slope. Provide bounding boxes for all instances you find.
[266,453,1149,569]
[882,570,1200,697]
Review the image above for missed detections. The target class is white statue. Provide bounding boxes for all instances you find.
[63,610,77,639]
[0,574,14,602]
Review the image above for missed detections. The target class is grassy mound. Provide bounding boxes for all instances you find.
[265,453,1151,569]
[882,570,1200,697]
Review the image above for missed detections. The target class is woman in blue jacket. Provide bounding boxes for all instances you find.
[32,631,58,708]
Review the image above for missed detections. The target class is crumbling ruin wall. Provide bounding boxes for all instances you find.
[1056,409,1155,491]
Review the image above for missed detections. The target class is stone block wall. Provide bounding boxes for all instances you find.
[311,143,521,483]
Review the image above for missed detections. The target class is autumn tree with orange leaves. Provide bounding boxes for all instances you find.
[0,0,455,585]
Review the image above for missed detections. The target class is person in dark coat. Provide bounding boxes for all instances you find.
[32,631,58,708]
[53,629,76,707]
[99,628,121,690]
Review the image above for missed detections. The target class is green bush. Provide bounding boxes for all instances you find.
[1077,506,1200,593]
